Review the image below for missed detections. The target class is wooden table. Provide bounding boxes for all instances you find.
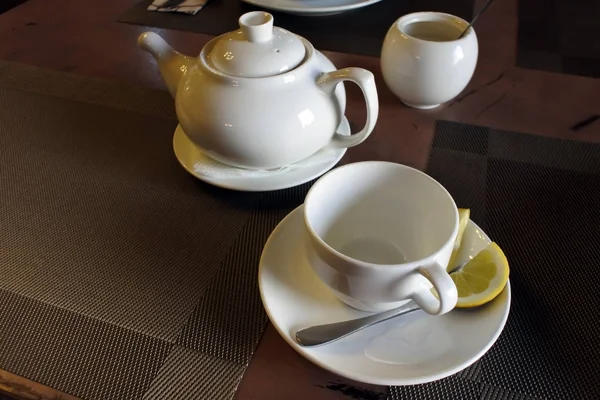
[0,0,598,399]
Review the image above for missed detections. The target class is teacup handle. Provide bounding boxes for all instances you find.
[317,68,379,148]
[411,263,458,315]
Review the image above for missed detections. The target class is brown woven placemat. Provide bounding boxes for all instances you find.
[0,0,27,15]
[0,61,309,400]
[1,62,599,399]
[388,121,600,399]
[518,0,600,78]
[118,0,474,57]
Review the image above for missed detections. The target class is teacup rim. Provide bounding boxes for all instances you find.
[303,161,459,271]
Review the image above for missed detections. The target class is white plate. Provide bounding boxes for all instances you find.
[242,0,385,16]
[172,118,349,192]
[259,205,511,385]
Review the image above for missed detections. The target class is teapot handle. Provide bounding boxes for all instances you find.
[317,68,379,148]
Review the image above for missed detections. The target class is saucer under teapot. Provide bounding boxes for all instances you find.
[139,11,379,171]
[172,118,351,192]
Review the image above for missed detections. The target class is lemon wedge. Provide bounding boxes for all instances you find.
[447,208,471,272]
[450,242,509,308]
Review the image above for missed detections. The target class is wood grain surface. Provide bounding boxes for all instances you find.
[0,370,78,400]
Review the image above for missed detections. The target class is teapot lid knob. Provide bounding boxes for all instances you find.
[208,12,306,78]
[239,12,273,43]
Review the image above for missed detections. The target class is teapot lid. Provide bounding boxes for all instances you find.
[208,12,306,78]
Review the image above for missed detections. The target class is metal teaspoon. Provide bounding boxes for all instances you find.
[458,0,497,39]
[294,262,468,347]
[294,301,421,347]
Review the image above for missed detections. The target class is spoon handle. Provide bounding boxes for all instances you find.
[294,301,421,347]
[458,0,497,39]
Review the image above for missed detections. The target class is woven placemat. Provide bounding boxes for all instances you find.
[1,63,599,399]
[517,0,600,78]
[118,0,474,57]
[388,121,600,399]
[0,61,309,400]
[0,0,27,15]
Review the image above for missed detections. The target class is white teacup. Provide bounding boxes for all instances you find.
[303,161,459,314]
[381,12,478,109]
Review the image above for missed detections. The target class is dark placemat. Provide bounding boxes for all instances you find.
[0,0,27,15]
[2,61,599,400]
[0,61,310,400]
[118,0,474,57]
[389,121,600,399]
[518,0,600,78]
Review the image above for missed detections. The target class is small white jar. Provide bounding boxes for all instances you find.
[381,12,478,109]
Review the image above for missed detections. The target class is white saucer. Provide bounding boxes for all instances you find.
[242,0,384,16]
[172,118,349,192]
[259,205,511,386]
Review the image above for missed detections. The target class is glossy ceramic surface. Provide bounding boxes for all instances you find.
[242,0,385,16]
[138,12,379,170]
[209,12,306,78]
[172,118,350,191]
[381,12,479,109]
[259,205,511,385]
[303,162,459,313]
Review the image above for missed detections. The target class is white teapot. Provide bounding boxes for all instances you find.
[138,11,379,170]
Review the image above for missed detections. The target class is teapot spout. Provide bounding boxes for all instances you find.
[138,32,194,98]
